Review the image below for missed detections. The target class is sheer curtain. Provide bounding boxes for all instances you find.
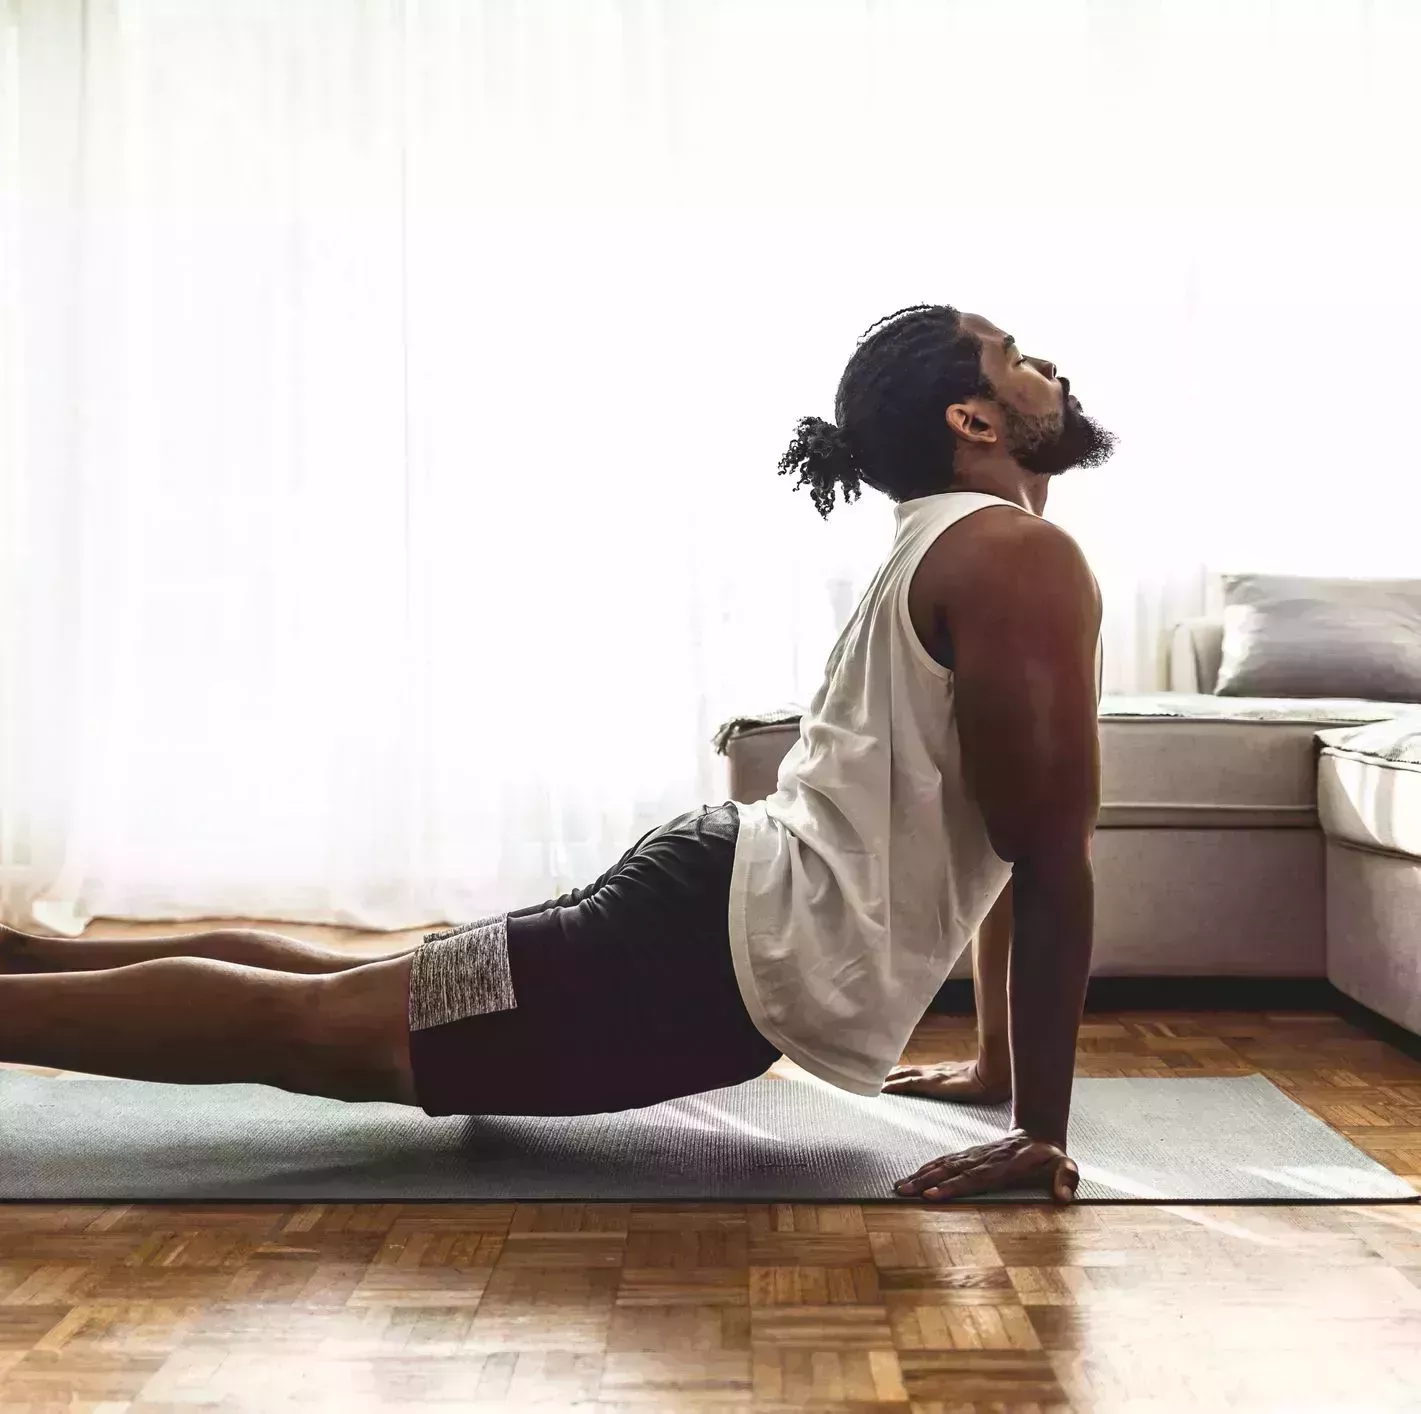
[2,0,1417,937]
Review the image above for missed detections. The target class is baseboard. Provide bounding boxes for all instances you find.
[928,976,1421,1061]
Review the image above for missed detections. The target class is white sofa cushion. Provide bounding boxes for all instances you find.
[713,695,1421,828]
[1097,695,1420,828]
[1315,715,1421,863]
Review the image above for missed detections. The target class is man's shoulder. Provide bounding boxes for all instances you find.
[917,504,1088,613]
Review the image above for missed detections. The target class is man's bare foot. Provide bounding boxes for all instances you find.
[880,1058,1012,1105]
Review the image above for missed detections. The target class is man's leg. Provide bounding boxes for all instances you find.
[0,923,417,975]
[1,816,669,978]
[0,952,419,1105]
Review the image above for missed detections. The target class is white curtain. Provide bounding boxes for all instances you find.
[3,0,1417,937]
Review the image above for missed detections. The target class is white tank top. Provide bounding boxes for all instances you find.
[726,490,1031,1096]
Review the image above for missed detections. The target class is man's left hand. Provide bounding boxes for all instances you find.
[893,1131,1079,1204]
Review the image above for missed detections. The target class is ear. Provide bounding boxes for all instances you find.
[946,401,999,445]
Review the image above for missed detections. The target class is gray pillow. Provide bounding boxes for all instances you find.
[1214,573,1421,701]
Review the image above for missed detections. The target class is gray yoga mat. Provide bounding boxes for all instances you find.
[2,1070,1415,1203]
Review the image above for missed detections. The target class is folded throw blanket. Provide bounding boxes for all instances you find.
[1098,691,1421,725]
[1315,714,1421,765]
[711,694,1421,757]
[710,707,805,756]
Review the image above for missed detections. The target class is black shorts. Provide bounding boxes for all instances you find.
[405,800,781,1117]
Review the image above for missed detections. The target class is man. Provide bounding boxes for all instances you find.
[766,303,1114,1203]
[2,303,1115,1205]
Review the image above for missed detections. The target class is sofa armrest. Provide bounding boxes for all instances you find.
[1167,616,1225,694]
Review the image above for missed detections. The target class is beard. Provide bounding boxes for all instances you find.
[1003,394,1118,478]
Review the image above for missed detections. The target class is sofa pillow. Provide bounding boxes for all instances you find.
[1214,573,1421,701]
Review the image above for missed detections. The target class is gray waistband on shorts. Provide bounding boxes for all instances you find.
[409,913,516,1032]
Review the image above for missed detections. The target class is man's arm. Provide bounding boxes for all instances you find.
[880,876,1013,1102]
[972,879,1013,1086]
[894,515,1101,1199]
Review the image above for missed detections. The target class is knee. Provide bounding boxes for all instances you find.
[118,957,337,1095]
[191,928,279,969]
[298,960,417,1105]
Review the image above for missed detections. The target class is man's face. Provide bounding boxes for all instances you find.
[955,312,1117,477]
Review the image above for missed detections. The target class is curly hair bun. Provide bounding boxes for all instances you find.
[776,415,864,520]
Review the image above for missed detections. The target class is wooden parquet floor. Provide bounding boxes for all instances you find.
[3,925,1421,1411]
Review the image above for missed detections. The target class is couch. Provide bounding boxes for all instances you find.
[713,612,1421,1037]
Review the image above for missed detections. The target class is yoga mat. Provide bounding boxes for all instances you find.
[2,1070,1415,1203]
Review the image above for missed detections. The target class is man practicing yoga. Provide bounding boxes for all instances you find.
[1,302,1116,1204]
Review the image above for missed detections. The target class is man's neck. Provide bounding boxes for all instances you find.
[950,463,1049,516]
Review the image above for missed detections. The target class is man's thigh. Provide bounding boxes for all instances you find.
[303,953,419,1106]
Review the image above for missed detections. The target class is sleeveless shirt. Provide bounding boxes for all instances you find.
[725,490,1035,1095]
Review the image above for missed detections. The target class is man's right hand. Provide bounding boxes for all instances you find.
[894,1130,1079,1204]
[880,1059,1011,1105]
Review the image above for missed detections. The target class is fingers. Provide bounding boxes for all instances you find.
[895,1143,1003,1194]
[900,1149,978,1186]
[880,1066,929,1091]
[920,1158,1019,1201]
[880,1077,937,1097]
[908,1138,1016,1181]
[895,1143,1076,1203]
[894,1163,957,1196]
[1052,1157,1080,1205]
[884,1066,925,1081]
